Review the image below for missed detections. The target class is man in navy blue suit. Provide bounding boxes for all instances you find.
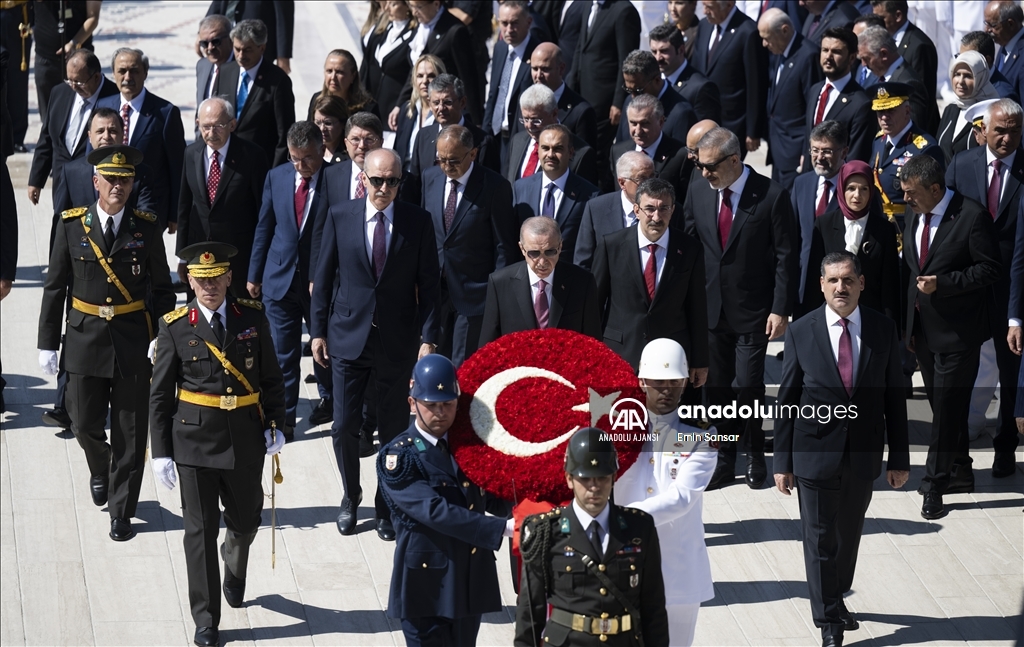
[377,354,512,647]
[483,1,540,168]
[248,122,333,442]
[615,49,697,146]
[759,8,822,190]
[985,1,1024,102]
[97,47,186,230]
[311,148,440,541]
[512,124,598,263]
[420,124,519,366]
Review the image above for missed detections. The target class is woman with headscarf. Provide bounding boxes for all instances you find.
[806,160,902,323]
[937,51,1000,163]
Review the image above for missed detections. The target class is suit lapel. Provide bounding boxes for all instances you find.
[812,311,849,399]
[723,173,758,253]
[924,208,957,268]
[447,167,482,237]
[651,236,681,308]
[513,264,539,328]
[212,145,239,209]
[555,178,581,227]
[381,206,407,282]
[239,70,267,122]
[852,320,872,395]
[193,307,223,350]
[128,96,154,147]
[604,508,626,562]
[700,184,723,258]
[110,213,134,255]
[908,210,922,268]
[996,153,1024,221]
[349,204,376,281]
[421,440,457,477]
[548,272,569,327]
[824,88,853,122]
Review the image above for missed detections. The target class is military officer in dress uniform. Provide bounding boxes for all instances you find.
[37,144,174,542]
[868,82,945,235]
[377,354,514,647]
[615,339,718,646]
[149,242,285,647]
[515,428,670,647]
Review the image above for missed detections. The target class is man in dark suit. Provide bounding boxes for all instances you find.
[483,1,540,168]
[801,0,859,45]
[857,26,938,136]
[96,47,186,230]
[774,250,910,647]
[592,177,709,376]
[689,1,768,159]
[247,122,333,442]
[985,1,1024,101]
[404,1,481,123]
[649,23,721,123]
[901,155,1001,519]
[616,49,696,145]
[944,98,1022,478]
[206,0,293,71]
[564,0,641,162]
[505,84,597,186]
[310,148,441,541]
[793,121,846,318]
[683,126,797,489]
[421,125,519,365]
[759,0,809,34]
[759,9,822,190]
[27,50,116,207]
[574,150,654,271]
[479,216,601,345]
[806,28,874,163]
[177,97,269,299]
[871,0,937,97]
[194,14,233,138]
[513,124,599,262]
[319,112,384,227]
[213,19,295,167]
[519,42,597,147]
[608,94,689,199]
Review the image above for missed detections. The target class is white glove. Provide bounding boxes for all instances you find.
[503,517,515,538]
[147,339,158,363]
[38,350,58,375]
[264,429,285,455]
[152,457,177,490]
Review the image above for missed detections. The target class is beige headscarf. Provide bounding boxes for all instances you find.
[949,51,1000,110]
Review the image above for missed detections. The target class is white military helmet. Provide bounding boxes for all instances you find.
[638,338,688,380]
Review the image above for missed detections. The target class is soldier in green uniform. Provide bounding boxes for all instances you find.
[149,242,286,647]
[37,144,174,542]
[515,428,669,647]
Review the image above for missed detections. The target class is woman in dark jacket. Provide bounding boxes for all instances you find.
[937,51,999,163]
[361,0,416,123]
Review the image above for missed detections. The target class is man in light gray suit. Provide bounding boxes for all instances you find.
[194,14,233,138]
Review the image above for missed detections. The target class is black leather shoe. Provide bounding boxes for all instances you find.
[746,451,767,489]
[220,545,245,608]
[336,494,361,535]
[376,518,396,541]
[991,451,1016,478]
[194,626,219,646]
[89,476,108,506]
[921,492,945,519]
[359,434,377,458]
[109,517,135,541]
[706,460,736,491]
[304,373,317,383]
[282,426,295,443]
[822,634,843,647]
[837,601,859,631]
[308,398,333,426]
[41,407,72,428]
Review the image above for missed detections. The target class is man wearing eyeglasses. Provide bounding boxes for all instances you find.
[28,50,117,207]
[321,112,383,209]
[311,148,441,542]
[504,84,597,187]
[421,124,518,366]
[614,49,697,149]
[592,177,709,375]
[194,14,234,139]
[177,97,269,299]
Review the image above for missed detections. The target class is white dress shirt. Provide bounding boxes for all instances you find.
[824,305,862,384]
[571,499,610,555]
[815,173,837,210]
[364,199,395,263]
[237,57,262,96]
[636,132,663,160]
[527,265,554,310]
[638,226,669,285]
[539,169,569,217]
[195,299,229,326]
[716,166,750,221]
[844,214,868,254]
[620,190,638,228]
[892,20,909,47]
[498,37,532,132]
[410,5,445,64]
[986,147,1016,206]
[349,162,364,200]
[443,162,474,213]
[882,55,906,81]
[295,168,320,233]
[818,72,851,118]
[519,139,540,178]
[205,137,230,183]
[707,6,738,52]
[96,202,126,238]
[376,19,410,64]
[885,121,914,152]
[413,420,459,472]
[66,77,106,153]
[118,88,147,143]
[775,34,797,84]
[915,188,954,260]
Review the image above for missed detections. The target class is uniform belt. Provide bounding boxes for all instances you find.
[71,298,146,321]
[548,608,631,635]
[178,389,260,411]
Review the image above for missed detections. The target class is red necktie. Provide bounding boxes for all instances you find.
[987,159,1002,219]
[816,179,831,217]
[534,278,549,328]
[718,187,733,249]
[121,103,132,143]
[761,0,771,14]
[837,318,853,396]
[918,212,933,269]
[207,149,221,205]
[643,243,657,302]
[295,176,309,229]
[814,82,832,126]
[355,171,366,199]
[523,141,539,177]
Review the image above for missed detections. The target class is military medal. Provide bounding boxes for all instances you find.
[132,264,141,276]
[564,546,575,557]
[632,537,641,545]
[245,357,254,369]
[630,574,639,588]
[385,454,398,470]
[188,340,199,346]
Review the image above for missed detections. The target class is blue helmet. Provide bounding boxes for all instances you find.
[410,354,460,402]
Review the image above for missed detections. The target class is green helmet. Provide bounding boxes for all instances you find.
[564,427,619,478]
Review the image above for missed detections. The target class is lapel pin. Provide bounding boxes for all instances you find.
[842,97,848,103]
[730,28,735,33]
[788,62,793,68]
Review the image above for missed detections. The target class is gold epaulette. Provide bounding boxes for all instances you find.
[536,507,563,520]
[875,129,884,138]
[162,306,189,324]
[61,206,88,220]
[913,135,929,150]
[236,298,263,310]
[133,208,157,222]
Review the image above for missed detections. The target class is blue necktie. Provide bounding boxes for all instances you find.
[236,71,250,119]
[543,182,556,217]
[492,50,515,135]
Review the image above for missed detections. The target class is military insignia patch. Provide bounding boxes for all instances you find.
[385,454,398,470]
[630,574,639,588]
[132,264,141,276]
[632,537,642,545]
[189,308,199,325]
[162,306,189,324]
[560,518,571,534]
[188,340,199,346]
[245,357,254,369]
[913,135,928,150]
[413,437,427,452]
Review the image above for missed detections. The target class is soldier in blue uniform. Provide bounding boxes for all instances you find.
[377,354,514,647]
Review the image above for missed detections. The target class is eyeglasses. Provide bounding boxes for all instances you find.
[367,176,401,188]
[623,176,651,185]
[289,154,318,166]
[524,247,560,259]
[436,150,472,166]
[685,146,699,157]
[428,98,457,109]
[346,136,380,148]
[622,85,647,96]
[983,20,1000,29]
[199,37,224,49]
[638,204,673,217]
[694,153,734,172]
[199,122,230,133]
[519,117,546,127]
[810,147,837,157]
[65,75,96,89]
